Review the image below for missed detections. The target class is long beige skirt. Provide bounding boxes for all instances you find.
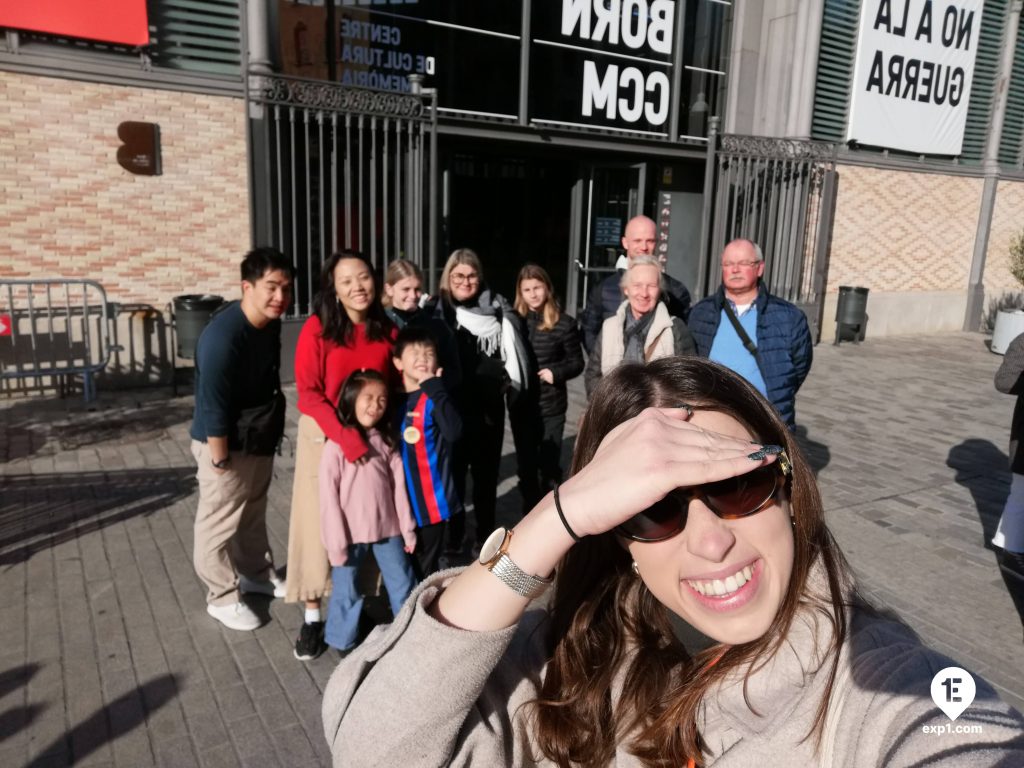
[285,414,332,603]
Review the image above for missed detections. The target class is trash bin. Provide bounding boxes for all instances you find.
[835,286,869,345]
[173,294,223,359]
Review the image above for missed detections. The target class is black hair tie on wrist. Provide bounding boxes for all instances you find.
[553,484,582,542]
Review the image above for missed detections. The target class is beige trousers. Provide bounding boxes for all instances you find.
[191,440,275,606]
[285,414,332,603]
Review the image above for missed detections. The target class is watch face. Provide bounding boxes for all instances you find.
[479,527,508,564]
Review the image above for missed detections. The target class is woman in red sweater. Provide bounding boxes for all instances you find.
[287,250,397,661]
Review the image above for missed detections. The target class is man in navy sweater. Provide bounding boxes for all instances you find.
[687,239,812,429]
[190,248,294,631]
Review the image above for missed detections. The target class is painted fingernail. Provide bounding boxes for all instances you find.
[676,403,694,416]
[762,444,784,455]
[748,449,767,461]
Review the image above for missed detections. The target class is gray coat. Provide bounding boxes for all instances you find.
[996,332,1024,474]
[322,570,1024,767]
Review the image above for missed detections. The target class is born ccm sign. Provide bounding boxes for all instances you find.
[560,0,675,130]
[847,0,984,155]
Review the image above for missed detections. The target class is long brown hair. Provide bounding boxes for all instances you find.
[514,263,561,331]
[531,357,855,767]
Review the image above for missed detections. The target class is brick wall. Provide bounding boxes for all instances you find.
[827,164,982,293]
[0,71,248,309]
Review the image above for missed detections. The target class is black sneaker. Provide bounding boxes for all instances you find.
[293,621,326,661]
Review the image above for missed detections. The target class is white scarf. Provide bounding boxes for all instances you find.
[454,305,526,391]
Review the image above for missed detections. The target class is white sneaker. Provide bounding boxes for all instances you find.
[239,572,286,598]
[207,601,261,631]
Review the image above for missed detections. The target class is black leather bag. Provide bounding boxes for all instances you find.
[235,391,286,455]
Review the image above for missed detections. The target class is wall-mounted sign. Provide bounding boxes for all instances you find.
[593,216,622,246]
[847,0,984,155]
[530,0,676,134]
[116,122,161,176]
[0,0,149,46]
[276,0,710,136]
[279,1,521,118]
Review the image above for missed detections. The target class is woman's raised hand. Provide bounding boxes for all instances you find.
[556,407,777,539]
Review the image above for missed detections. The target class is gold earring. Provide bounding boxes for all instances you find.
[631,561,640,576]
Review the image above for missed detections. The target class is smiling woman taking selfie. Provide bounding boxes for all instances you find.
[323,357,1024,767]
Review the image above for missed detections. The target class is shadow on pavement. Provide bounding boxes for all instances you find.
[947,439,1009,546]
[947,439,1024,636]
[0,394,194,462]
[23,673,178,768]
[793,424,830,476]
[0,468,195,566]
[0,662,43,744]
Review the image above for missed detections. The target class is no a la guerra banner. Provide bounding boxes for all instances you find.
[846,0,984,155]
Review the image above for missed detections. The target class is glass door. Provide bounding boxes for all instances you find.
[565,162,647,316]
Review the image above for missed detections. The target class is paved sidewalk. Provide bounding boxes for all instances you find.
[0,331,1021,767]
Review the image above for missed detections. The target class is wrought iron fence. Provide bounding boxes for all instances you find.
[249,74,436,316]
[706,133,838,338]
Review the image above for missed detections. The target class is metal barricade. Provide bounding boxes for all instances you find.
[0,279,114,402]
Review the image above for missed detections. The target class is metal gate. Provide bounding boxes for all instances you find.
[247,74,438,316]
[701,131,838,340]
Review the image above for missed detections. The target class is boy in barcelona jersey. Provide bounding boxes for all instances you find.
[391,325,464,577]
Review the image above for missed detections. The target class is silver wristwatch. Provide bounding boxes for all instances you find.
[478,527,553,599]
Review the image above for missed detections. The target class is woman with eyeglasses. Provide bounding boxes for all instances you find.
[323,357,1024,767]
[420,249,532,557]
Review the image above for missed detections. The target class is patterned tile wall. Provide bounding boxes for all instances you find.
[826,164,983,293]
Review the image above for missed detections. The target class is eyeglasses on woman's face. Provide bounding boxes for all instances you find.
[616,452,792,542]
[450,271,479,286]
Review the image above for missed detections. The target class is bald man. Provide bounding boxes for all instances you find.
[579,215,691,353]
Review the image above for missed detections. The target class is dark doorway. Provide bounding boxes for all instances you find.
[443,140,576,303]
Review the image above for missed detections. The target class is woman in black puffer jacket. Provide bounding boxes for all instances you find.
[513,264,585,499]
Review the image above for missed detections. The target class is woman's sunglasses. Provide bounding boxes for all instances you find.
[615,451,793,542]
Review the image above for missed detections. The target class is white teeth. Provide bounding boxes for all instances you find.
[687,564,754,597]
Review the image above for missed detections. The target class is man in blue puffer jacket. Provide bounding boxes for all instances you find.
[688,239,812,428]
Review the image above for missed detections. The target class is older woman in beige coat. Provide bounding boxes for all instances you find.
[584,255,695,397]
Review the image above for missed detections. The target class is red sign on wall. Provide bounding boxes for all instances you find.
[0,1,149,47]
[0,314,11,337]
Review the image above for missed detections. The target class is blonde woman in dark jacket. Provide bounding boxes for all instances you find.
[513,264,584,501]
[324,357,1024,767]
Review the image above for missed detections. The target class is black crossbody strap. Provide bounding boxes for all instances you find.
[723,301,758,356]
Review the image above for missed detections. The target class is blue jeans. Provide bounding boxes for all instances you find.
[325,536,418,651]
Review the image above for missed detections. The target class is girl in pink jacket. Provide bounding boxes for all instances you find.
[319,369,418,654]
